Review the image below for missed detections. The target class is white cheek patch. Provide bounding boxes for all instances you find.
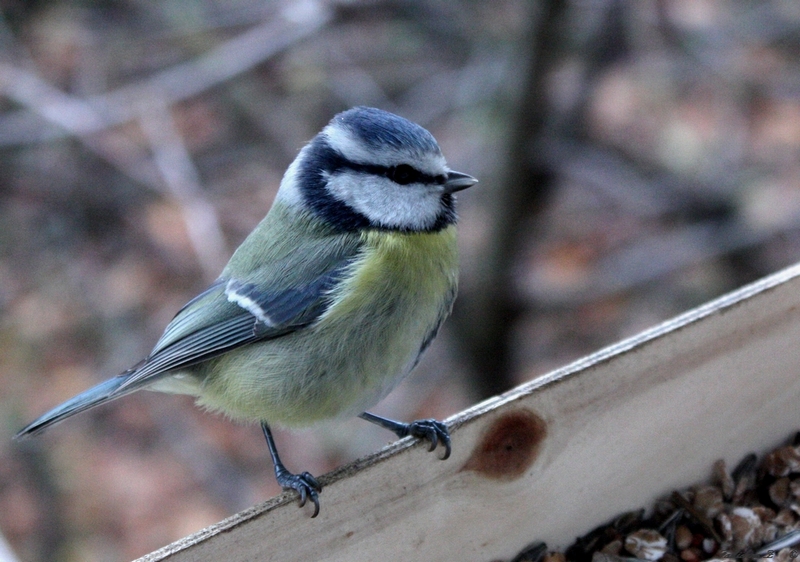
[325,172,443,230]
[225,279,275,326]
[323,125,447,176]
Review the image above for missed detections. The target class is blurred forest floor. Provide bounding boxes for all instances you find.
[2,1,800,561]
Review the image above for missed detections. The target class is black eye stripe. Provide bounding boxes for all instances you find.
[339,158,445,186]
[313,143,446,185]
[352,162,441,184]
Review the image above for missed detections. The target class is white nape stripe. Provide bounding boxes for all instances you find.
[275,147,307,208]
[225,280,275,326]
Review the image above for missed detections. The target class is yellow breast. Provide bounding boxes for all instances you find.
[321,226,459,325]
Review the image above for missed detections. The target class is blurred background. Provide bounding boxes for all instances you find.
[2,0,800,560]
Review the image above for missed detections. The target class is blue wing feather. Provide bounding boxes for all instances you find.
[114,257,354,392]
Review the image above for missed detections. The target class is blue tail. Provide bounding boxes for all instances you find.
[14,375,134,439]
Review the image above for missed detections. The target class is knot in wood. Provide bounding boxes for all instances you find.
[462,409,546,480]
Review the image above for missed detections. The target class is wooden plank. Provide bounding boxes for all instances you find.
[136,262,800,562]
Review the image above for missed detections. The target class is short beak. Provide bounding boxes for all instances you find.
[444,170,478,194]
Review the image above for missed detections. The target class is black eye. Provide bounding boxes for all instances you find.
[387,164,417,185]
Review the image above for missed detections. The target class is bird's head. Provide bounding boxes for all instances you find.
[277,106,477,232]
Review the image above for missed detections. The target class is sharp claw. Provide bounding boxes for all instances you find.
[309,492,320,518]
[275,471,322,516]
[428,430,438,452]
[441,435,452,460]
[298,472,321,517]
[407,419,451,458]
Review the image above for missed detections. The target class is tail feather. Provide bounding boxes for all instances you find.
[14,375,134,440]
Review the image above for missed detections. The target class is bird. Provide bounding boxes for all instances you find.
[15,106,477,517]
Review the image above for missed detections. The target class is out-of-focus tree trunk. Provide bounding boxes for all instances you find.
[451,0,567,400]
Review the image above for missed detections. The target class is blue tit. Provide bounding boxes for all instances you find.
[15,106,477,517]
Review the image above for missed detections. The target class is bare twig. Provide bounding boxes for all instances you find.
[0,61,109,134]
[0,6,333,274]
[138,97,229,277]
[0,62,223,274]
[0,6,332,146]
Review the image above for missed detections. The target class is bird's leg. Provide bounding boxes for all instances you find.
[359,412,451,460]
[261,422,321,517]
